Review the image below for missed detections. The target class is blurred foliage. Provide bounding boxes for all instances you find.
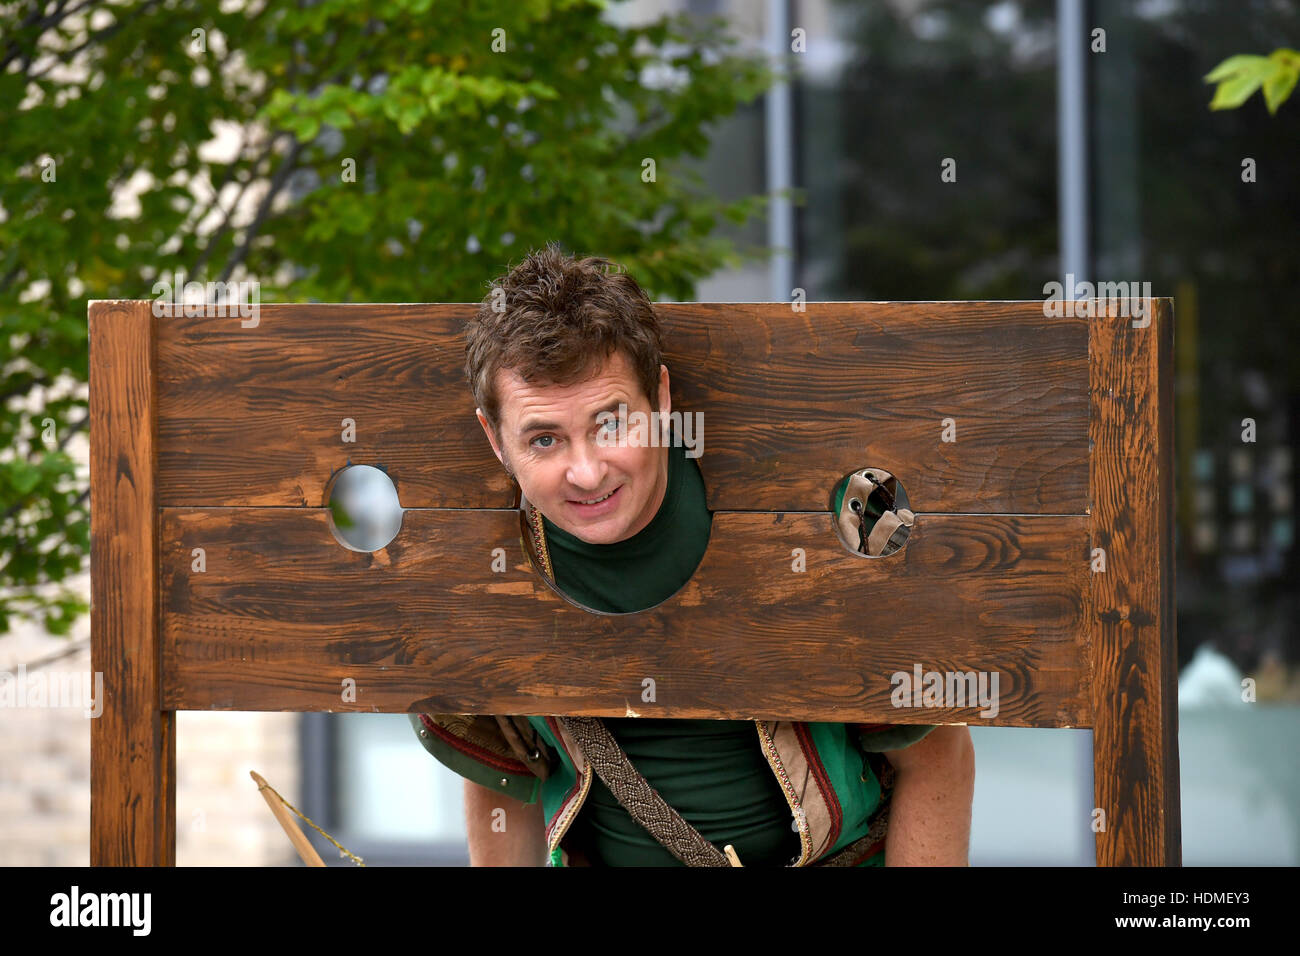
[1205,48,1299,114]
[0,0,775,637]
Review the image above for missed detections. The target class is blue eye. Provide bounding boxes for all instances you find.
[532,435,555,449]
[601,417,622,434]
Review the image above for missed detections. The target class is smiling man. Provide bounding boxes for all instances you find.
[410,243,974,867]
[486,350,671,547]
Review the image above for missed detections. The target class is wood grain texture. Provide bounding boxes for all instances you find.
[154,302,1089,513]
[89,300,175,866]
[86,297,1179,867]
[160,507,1092,726]
[1089,298,1181,866]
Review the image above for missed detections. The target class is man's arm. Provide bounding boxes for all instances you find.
[464,778,548,866]
[879,724,974,866]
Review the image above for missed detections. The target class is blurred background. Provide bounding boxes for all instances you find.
[1,0,1296,866]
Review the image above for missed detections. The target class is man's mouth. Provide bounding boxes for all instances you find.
[569,485,622,510]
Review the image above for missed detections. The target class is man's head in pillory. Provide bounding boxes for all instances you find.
[465,242,672,545]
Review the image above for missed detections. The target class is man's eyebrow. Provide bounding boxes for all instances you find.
[517,400,628,437]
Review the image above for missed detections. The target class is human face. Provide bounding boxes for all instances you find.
[477,350,672,545]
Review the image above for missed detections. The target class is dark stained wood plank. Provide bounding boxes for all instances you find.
[154,302,1089,513]
[1090,298,1181,866]
[159,507,1092,726]
[89,300,175,866]
[90,295,1179,867]
[660,302,1089,513]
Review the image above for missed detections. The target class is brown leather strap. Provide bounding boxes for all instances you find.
[867,506,914,555]
[531,510,728,866]
[813,821,888,866]
[558,713,894,867]
[838,468,913,556]
[493,715,553,781]
[836,471,880,550]
[556,715,731,866]
[534,507,892,868]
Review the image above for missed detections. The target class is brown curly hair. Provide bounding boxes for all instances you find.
[465,242,665,441]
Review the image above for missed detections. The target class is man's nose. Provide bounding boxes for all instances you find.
[566,439,606,489]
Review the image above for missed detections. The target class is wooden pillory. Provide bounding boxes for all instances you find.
[88,299,1180,866]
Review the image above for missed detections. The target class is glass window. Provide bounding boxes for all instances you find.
[299,714,469,866]
[1093,0,1300,865]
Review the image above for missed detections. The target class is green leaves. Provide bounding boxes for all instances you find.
[9,460,42,496]
[0,0,773,640]
[1205,48,1300,114]
[1262,57,1300,114]
[4,447,74,498]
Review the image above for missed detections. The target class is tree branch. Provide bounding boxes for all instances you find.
[0,0,101,72]
[55,412,89,453]
[0,263,22,295]
[189,132,287,278]
[22,0,166,80]
[216,136,304,283]
[0,371,52,406]
[11,636,91,671]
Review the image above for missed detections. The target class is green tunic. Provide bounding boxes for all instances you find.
[540,435,803,866]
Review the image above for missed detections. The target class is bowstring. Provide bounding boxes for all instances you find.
[256,780,366,866]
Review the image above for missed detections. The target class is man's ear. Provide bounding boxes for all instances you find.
[657,363,671,419]
[476,408,504,466]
